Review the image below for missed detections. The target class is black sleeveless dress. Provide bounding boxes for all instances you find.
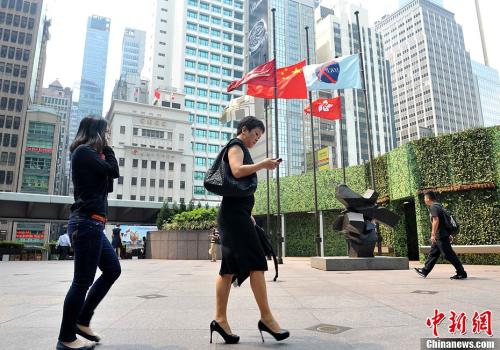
[218,139,268,285]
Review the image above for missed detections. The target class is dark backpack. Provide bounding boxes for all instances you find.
[439,205,459,235]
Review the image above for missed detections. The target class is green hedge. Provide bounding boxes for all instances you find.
[163,208,218,231]
[254,126,500,264]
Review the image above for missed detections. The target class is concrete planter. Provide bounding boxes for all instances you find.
[147,230,221,260]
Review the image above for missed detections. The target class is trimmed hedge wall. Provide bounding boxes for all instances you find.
[254,126,500,264]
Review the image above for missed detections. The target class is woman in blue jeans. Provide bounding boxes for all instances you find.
[57,116,120,350]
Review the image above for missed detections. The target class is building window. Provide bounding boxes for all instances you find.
[160,161,165,170]
[149,196,155,202]
[119,158,125,166]
[117,194,122,199]
[180,181,185,190]
[132,159,138,168]
[131,195,136,200]
[151,161,156,169]
[168,180,173,188]
[133,128,138,136]
[120,126,125,134]
[142,160,147,168]
[168,197,173,203]
[141,178,146,187]
[131,177,137,186]
[194,186,205,195]
[181,164,186,172]
[150,179,156,187]
[159,179,165,188]
[195,157,206,166]
[140,196,145,201]
[118,176,124,184]
[194,171,205,180]
[169,162,174,171]
[159,196,164,202]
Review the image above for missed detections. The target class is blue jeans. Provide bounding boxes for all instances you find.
[58,217,121,342]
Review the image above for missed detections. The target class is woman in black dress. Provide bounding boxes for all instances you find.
[210,116,290,344]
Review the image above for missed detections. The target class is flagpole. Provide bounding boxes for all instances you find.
[354,11,375,191]
[336,90,346,184]
[271,8,283,264]
[263,54,271,241]
[305,25,322,257]
[355,11,382,256]
[264,99,271,240]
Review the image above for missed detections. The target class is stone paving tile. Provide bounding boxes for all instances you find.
[1,258,499,349]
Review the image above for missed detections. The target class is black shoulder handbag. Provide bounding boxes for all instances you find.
[203,138,257,197]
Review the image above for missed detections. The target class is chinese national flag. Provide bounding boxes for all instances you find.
[227,59,276,92]
[247,60,308,99]
[304,97,342,120]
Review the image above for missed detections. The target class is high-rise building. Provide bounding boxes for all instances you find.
[399,0,442,7]
[78,15,110,119]
[315,1,395,167]
[113,28,148,105]
[220,0,316,177]
[471,60,500,127]
[66,101,79,195]
[248,0,316,176]
[112,73,149,104]
[120,28,146,76]
[12,105,60,246]
[149,0,246,204]
[18,104,59,194]
[106,95,193,205]
[41,80,73,195]
[376,0,482,145]
[33,17,50,104]
[0,0,45,193]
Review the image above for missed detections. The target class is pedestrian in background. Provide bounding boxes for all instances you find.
[111,224,122,258]
[57,232,71,260]
[415,191,467,280]
[208,227,220,262]
[57,116,121,350]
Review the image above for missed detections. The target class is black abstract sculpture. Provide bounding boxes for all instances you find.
[333,185,400,258]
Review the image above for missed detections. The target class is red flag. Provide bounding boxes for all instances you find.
[247,60,307,99]
[227,59,275,92]
[154,89,160,100]
[304,97,342,120]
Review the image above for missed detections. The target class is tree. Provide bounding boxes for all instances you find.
[179,201,187,212]
[156,202,172,230]
[197,201,202,209]
[188,200,195,211]
[172,202,179,215]
[205,203,210,209]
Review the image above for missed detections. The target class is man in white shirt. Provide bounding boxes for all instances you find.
[57,233,71,260]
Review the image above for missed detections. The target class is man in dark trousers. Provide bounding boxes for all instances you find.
[415,191,467,279]
[57,232,71,260]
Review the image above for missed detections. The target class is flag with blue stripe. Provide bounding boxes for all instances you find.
[303,54,362,90]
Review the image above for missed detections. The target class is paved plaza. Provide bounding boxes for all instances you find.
[1,258,499,350]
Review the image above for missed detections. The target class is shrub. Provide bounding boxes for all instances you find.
[163,207,218,231]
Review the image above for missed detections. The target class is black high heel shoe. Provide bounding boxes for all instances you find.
[258,320,290,342]
[210,320,240,344]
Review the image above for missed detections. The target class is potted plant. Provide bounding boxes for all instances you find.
[44,241,59,260]
[0,241,25,261]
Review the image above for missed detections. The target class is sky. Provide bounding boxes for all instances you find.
[43,0,500,115]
